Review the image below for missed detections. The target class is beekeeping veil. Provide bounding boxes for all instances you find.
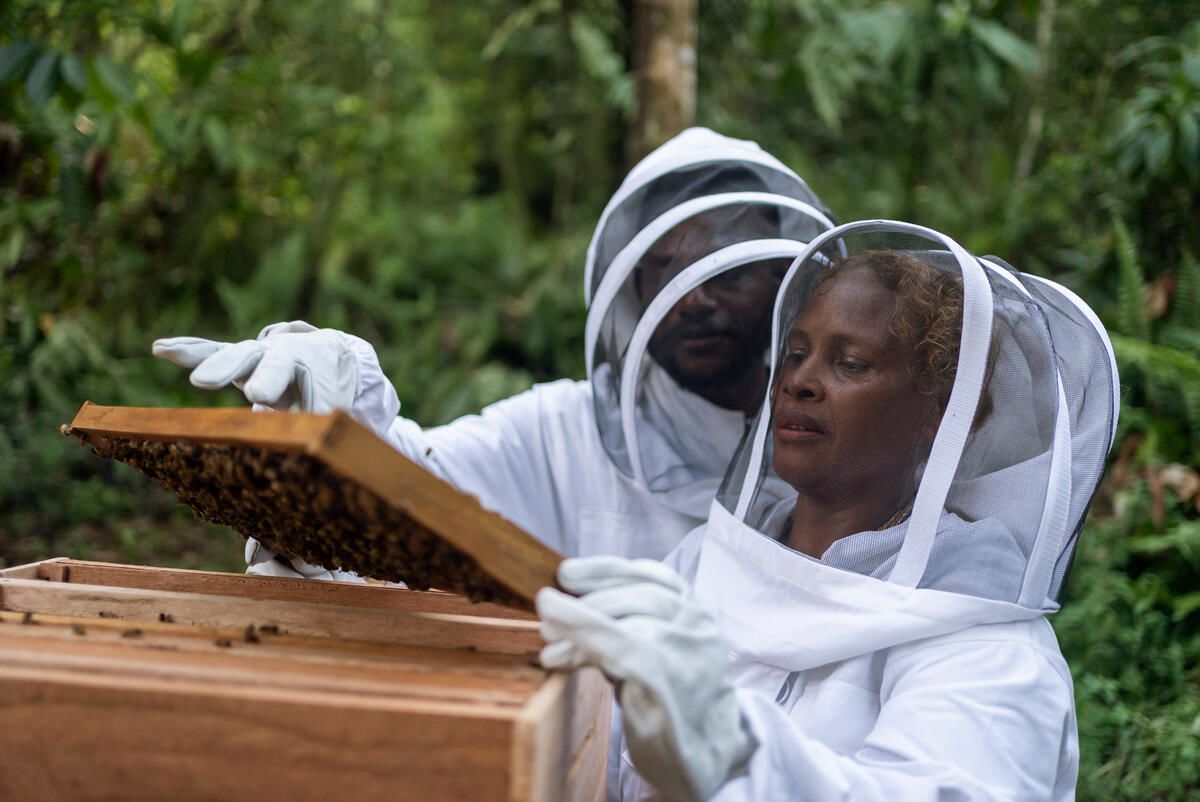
[694,220,1119,674]
[584,128,835,505]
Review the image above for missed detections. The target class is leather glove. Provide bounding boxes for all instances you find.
[537,557,756,802]
[152,321,358,413]
[244,537,365,583]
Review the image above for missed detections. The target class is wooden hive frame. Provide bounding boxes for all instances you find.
[62,403,564,609]
[0,559,610,802]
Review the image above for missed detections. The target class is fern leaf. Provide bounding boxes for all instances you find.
[1111,334,1200,439]
[1113,218,1150,339]
[1161,324,1200,356]
[1174,249,1200,328]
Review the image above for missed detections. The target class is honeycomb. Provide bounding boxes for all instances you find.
[80,435,529,609]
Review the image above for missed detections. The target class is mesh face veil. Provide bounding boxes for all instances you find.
[584,128,835,496]
[715,220,1119,611]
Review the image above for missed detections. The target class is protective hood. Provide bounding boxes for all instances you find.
[694,220,1119,671]
[585,128,836,497]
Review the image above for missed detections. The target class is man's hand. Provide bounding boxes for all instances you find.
[537,557,756,802]
[152,321,358,413]
[244,537,365,583]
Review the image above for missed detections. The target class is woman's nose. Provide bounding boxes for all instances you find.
[780,359,824,401]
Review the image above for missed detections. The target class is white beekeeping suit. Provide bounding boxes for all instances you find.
[537,220,1119,801]
[152,128,835,573]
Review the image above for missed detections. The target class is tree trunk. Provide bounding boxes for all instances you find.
[627,0,697,167]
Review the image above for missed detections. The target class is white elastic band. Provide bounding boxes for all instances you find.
[585,192,837,378]
[888,237,993,588]
[1023,274,1121,447]
[1017,378,1074,608]
[583,148,809,303]
[618,239,812,487]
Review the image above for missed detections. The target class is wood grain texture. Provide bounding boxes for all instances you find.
[64,403,563,607]
[0,668,518,802]
[0,561,608,802]
[37,559,534,620]
[65,401,329,449]
[0,557,67,579]
[314,413,561,606]
[0,578,543,655]
[511,668,612,802]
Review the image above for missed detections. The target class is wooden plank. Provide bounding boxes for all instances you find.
[39,559,534,620]
[0,634,537,707]
[510,668,611,802]
[0,578,542,655]
[0,557,67,579]
[0,667,519,802]
[315,413,562,605]
[0,611,542,678]
[65,401,329,449]
[562,670,612,802]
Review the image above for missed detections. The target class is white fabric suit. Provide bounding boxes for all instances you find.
[587,220,1119,801]
[607,504,1079,801]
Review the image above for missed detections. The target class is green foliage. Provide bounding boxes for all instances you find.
[2,1,1199,798]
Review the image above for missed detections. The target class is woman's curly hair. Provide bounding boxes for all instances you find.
[820,249,992,423]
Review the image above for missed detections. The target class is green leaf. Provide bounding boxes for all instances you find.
[0,41,39,84]
[170,0,193,47]
[1113,218,1149,339]
[1145,125,1173,174]
[969,18,1040,75]
[569,16,634,115]
[1178,112,1200,173]
[59,53,88,92]
[798,45,843,133]
[1175,251,1200,328]
[202,117,233,172]
[92,56,135,103]
[25,51,60,107]
[1,226,25,271]
[1172,591,1200,621]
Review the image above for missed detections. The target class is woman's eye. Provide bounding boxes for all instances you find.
[840,358,868,373]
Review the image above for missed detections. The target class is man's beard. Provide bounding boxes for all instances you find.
[649,326,767,405]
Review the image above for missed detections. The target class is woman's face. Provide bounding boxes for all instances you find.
[772,266,942,503]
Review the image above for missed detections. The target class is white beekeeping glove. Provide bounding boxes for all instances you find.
[152,321,359,413]
[537,557,757,802]
[244,538,365,583]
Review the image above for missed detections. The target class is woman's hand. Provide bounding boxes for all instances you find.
[537,556,756,802]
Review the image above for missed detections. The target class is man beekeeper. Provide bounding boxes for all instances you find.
[154,128,835,577]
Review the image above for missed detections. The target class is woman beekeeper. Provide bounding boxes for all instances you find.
[152,128,835,574]
[537,220,1119,801]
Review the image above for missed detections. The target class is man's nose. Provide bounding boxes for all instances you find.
[675,282,720,319]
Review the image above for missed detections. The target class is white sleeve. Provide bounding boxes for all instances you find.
[708,639,1076,802]
[365,375,592,556]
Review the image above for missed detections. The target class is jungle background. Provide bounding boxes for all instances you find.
[2,0,1199,797]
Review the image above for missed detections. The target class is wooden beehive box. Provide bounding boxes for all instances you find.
[0,559,610,802]
[62,403,565,609]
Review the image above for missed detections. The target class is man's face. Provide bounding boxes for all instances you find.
[643,220,782,403]
[636,210,784,404]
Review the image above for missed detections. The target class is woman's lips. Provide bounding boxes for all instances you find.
[774,410,825,443]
